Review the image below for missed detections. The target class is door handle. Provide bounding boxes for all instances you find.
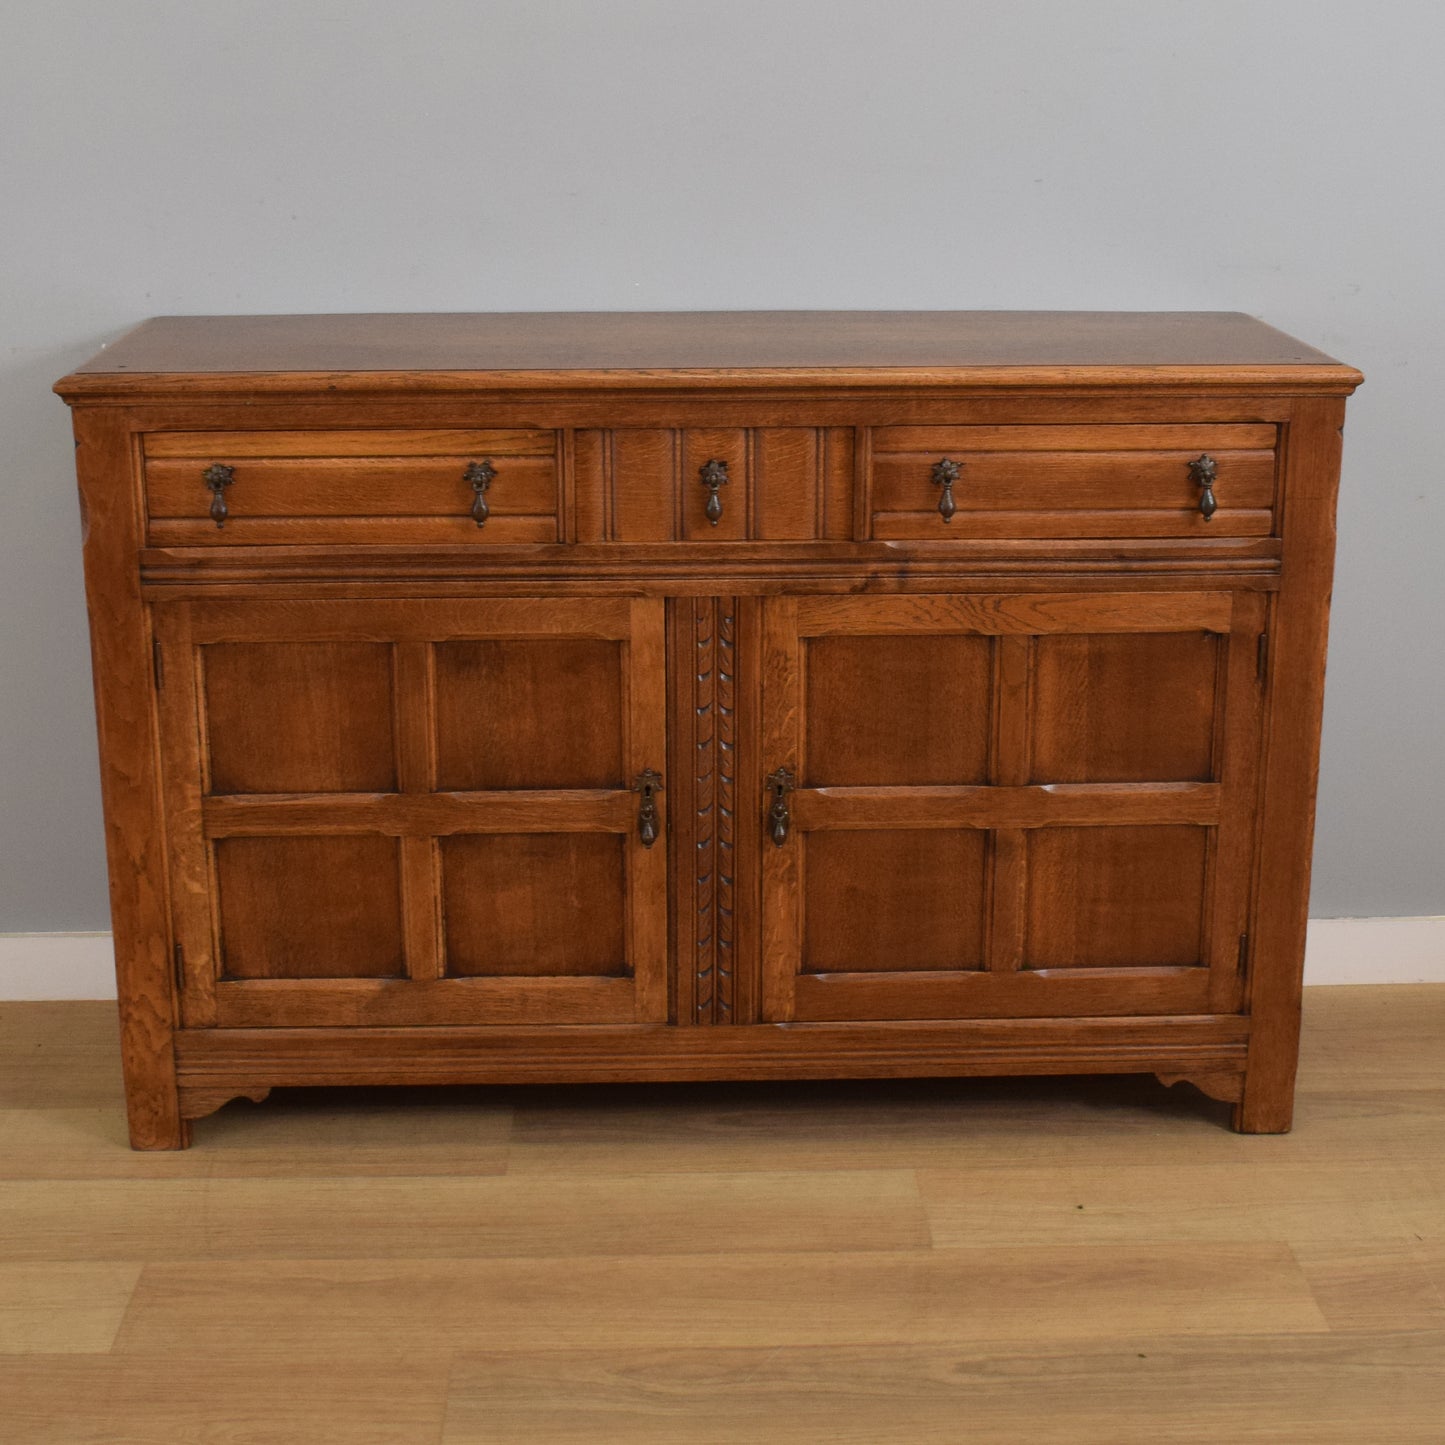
[766,767,796,847]
[633,768,664,847]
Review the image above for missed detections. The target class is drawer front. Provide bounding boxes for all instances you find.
[144,429,563,545]
[866,424,1277,539]
[575,427,855,542]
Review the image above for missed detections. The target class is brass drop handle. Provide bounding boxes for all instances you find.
[1189,453,1218,521]
[931,458,960,522]
[699,458,729,525]
[766,767,796,847]
[202,463,235,528]
[464,460,497,526]
[633,769,664,848]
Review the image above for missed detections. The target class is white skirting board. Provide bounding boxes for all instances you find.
[0,919,1442,1001]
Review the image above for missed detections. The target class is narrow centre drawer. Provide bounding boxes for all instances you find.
[143,429,563,545]
[866,424,1277,539]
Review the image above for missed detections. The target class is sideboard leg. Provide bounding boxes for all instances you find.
[128,1113,192,1150]
[116,989,190,1149]
[1231,1067,1297,1134]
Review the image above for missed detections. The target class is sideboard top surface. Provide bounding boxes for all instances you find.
[55,311,1362,400]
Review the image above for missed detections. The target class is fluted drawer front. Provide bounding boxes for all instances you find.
[574,427,855,542]
[143,429,563,545]
[866,423,1278,539]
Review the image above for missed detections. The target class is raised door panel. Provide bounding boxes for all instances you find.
[804,830,988,973]
[154,597,667,1028]
[760,591,1264,1022]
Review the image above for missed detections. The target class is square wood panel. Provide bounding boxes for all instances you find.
[804,635,991,786]
[1025,826,1208,968]
[441,834,628,977]
[214,835,404,979]
[202,642,397,795]
[803,830,987,973]
[433,640,625,791]
[1030,633,1218,783]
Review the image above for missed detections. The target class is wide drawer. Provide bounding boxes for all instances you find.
[143,429,563,545]
[865,424,1277,539]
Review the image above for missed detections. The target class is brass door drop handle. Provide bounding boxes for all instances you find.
[464,460,497,526]
[766,767,796,847]
[633,769,664,847]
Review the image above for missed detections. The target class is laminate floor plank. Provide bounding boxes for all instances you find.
[1298,985,1445,1092]
[505,1079,1445,1172]
[441,1332,1445,1445]
[0,1003,124,1111]
[0,1169,928,1262]
[917,1160,1430,1247]
[0,1095,513,1181]
[1291,1240,1445,1331]
[0,985,1441,1442]
[0,1353,449,1445]
[0,1264,140,1355]
[110,1244,1328,1355]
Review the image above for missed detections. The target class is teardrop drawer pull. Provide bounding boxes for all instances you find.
[699,458,729,525]
[1189,453,1218,520]
[931,458,960,522]
[464,460,497,526]
[202,464,235,528]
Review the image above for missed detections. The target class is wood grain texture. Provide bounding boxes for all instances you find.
[1236,397,1348,1132]
[0,1264,141,1354]
[169,1015,1250,1090]
[4,989,1445,1440]
[56,312,1357,1145]
[0,1355,452,1445]
[441,1334,1445,1444]
[869,425,1278,541]
[55,311,1361,397]
[71,409,187,1149]
[686,598,740,1024]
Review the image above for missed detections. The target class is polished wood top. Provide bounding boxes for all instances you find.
[56,311,1361,398]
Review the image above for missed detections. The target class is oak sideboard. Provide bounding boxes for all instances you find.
[55,311,1361,1148]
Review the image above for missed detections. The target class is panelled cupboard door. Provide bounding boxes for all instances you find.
[760,591,1265,1022]
[152,597,668,1028]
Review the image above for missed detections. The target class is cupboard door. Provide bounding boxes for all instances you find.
[760,591,1264,1021]
[155,597,667,1027]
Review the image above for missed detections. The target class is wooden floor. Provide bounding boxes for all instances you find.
[1,988,1442,1442]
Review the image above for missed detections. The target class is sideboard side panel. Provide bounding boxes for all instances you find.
[72,407,187,1149]
[1236,394,1346,1133]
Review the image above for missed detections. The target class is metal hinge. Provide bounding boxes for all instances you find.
[1256,631,1269,684]
[1237,933,1250,977]
[152,638,165,691]
[173,942,185,993]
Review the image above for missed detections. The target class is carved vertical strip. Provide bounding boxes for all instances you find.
[691,597,739,1024]
[715,602,737,1022]
[693,598,717,1023]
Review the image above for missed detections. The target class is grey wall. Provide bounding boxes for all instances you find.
[2,1,1441,931]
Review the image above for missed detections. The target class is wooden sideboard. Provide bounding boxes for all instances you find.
[55,311,1361,1149]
